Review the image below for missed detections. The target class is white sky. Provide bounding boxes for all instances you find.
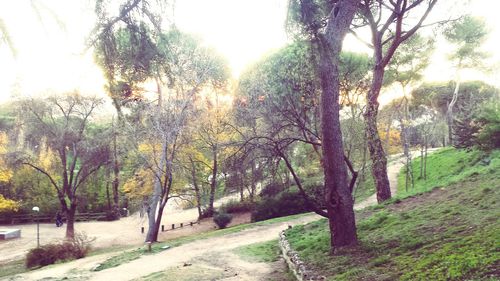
[0,0,499,105]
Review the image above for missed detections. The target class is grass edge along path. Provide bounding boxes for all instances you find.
[285,148,500,281]
[91,212,312,272]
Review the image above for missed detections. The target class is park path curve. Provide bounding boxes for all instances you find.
[5,151,436,281]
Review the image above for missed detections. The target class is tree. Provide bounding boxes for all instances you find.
[444,15,489,145]
[18,93,109,239]
[193,96,235,216]
[124,29,229,242]
[356,0,438,202]
[288,0,359,249]
[91,0,172,218]
[385,33,435,190]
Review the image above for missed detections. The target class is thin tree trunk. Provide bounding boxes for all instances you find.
[447,62,462,145]
[189,158,202,219]
[364,65,392,202]
[424,135,428,180]
[112,119,120,216]
[145,139,167,242]
[207,146,218,216]
[239,169,244,202]
[106,171,112,211]
[420,144,424,178]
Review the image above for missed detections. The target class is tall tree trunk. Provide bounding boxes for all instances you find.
[112,119,120,216]
[315,0,359,249]
[189,158,202,219]
[239,169,244,202]
[145,139,167,242]
[106,171,112,211]
[420,144,424,178]
[207,146,218,216]
[447,74,461,146]
[364,66,392,202]
[249,159,257,202]
[424,135,428,180]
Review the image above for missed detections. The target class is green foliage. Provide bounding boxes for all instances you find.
[213,212,233,229]
[25,233,92,268]
[0,260,27,278]
[384,33,434,87]
[251,190,311,222]
[219,199,254,214]
[397,148,499,198]
[259,182,286,198]
[285,148,500,281]
[444,16,489,67]
[411,81,498,117]
[474,102,500,150]
[353,171,376,203]
[233,239,280,263]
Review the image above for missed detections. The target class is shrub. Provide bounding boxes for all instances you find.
[475,102,500,150]
[259,182,286,198]
[213,212,233,229]
[25,233,93,268]
[219,199,254,214]
[251,191,312,222]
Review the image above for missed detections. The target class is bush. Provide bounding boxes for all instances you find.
[475,102,500,150]
[251,191,312,222]
[213,212,233,229]
[259,182,286,198]
[25,233,93,268]
[219,199,254,214]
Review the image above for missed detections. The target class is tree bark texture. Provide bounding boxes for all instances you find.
[364,66,392,202]
[317,0,359,249]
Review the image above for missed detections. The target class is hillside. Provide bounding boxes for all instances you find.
[285,148,500,281]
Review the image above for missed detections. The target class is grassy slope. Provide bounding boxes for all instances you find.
[285,148,500,281]
[233,239,281,263]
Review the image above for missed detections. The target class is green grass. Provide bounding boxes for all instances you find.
[397,148,499,197]
[93,212,312,271]
[134,265,226,281]
[353,172,376,203]
[285,148,500,281]
[0,259,28,278]
[233,239,280,263]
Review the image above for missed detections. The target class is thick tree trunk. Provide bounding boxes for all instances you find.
[315,0,359,250]
[65,204,77,239]
[150,200,166,242]
[364,66,392,202]
[315,0,359,248]
[318,44,357,247]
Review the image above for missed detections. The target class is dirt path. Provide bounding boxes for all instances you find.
[5,151,435,281]
[0,194,246,263]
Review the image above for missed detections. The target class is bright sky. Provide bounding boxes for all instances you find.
[0,0,499,104]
